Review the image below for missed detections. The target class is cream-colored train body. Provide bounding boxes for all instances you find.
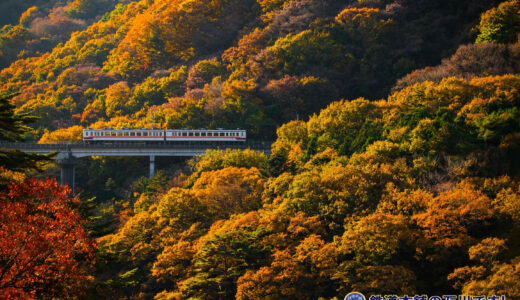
[82,128,246,142]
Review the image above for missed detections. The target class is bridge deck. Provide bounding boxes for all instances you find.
[0,141,272,158]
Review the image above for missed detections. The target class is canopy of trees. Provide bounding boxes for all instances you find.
[0,0,519,298]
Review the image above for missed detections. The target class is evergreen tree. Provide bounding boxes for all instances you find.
[0,93,52,172]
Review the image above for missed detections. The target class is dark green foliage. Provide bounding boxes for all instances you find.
[339,120,384,155]
[0,93,51,172]
[182,228,271,299]
[132,170,170,196]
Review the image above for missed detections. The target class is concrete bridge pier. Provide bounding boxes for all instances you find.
[58,158,75,192]
[150,155,155,178]
[57,148,76,192]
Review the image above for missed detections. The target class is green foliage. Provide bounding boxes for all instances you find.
[0,93,52,172]
[476,0,520,44]
[65,0,117,19]
[181,227,271,299]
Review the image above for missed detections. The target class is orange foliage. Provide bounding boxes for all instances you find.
[192,167,265,219]
[413,183,495,248]
[0,178,96,299]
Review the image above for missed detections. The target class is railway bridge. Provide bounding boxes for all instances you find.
[0,142,272,192]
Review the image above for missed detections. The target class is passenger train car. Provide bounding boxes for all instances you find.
[82,128,246,143]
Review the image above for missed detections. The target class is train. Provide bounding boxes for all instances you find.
[82,128,246,143]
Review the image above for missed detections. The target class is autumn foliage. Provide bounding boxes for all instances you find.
[0,178,96,299]
[0,0,520,299]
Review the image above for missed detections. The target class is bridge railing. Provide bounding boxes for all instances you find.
[0,141,272,150]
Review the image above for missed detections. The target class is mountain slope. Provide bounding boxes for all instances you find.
[0,0,502,140]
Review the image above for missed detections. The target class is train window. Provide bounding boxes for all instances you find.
[130,132,135,136]
[137,132,141,136]
[195,132,199,136]
[143,132,148,136]
[201,132,206,136]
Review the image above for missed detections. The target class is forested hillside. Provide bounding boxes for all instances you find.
[0,0,507,139]
[1,0,520,299]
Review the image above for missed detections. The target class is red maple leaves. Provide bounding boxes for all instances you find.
[0,178,96,299]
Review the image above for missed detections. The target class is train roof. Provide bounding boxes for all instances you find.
[84,128,246,131]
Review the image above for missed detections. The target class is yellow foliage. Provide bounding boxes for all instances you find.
[192,167,265,218]
[38,125,83,143]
